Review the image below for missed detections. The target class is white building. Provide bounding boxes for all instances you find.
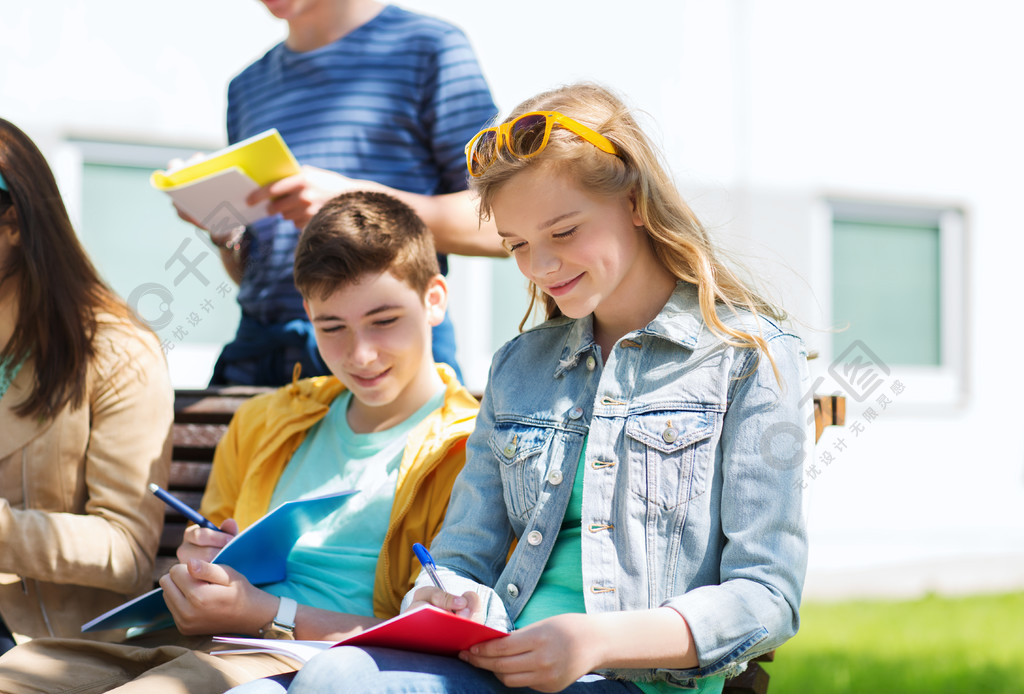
[3,0,1022,598]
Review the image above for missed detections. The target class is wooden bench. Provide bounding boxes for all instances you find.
[157,387,274,579]
[165,387,845,694]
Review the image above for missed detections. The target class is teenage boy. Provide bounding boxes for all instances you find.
[0,191,480,694]
[200,0,503,387]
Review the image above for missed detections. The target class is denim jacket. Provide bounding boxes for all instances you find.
[406,282,811,687]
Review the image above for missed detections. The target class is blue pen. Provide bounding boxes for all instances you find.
[148,483,222,532]
[413,542,448,593]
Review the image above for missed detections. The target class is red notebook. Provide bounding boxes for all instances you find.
[336,605,508,656]
[213,605,508,663]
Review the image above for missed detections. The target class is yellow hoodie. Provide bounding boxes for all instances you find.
[198,364,478,619]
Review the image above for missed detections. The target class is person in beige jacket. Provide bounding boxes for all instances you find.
[0,118,174,646]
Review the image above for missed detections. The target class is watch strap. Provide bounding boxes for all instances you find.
[261,596,297,639]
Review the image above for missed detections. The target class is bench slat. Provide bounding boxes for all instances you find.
[174,387,273,425]
[159,521,190,554]
[169,460,219,489]
[723,662,769,694]
[172,424,229,462]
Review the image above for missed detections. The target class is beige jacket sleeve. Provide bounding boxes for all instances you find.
[0,320,173,595]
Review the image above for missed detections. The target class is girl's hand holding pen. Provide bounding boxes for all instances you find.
[409,542,484,620]
[409,585,483,622]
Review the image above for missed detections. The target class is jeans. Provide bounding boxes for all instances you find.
[227,647,642,694]
[0,615,15,655]
[210,314,329,387]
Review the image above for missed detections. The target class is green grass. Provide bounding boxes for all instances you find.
[766,592,1024,694]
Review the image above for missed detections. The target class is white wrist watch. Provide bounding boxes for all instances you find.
[260,596,297,640]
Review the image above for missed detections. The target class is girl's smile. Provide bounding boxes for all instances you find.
[491,163,676,351]
[544,273,584,297]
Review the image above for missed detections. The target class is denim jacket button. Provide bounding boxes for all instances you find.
[527,530,543,546]
[586,355,596,371]
[569,406,584,420]
[662,426,678,443]
[502,434,519,458]
[546,470,563,485]
[506,583,519,598]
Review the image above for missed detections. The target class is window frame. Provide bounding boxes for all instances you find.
[813,197,967,409]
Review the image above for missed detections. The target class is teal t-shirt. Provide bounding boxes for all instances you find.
[0,354,25,402]
[263,387,445,616]
[516,439,724,694]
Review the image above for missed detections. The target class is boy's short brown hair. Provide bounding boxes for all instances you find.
[294,191,439,300]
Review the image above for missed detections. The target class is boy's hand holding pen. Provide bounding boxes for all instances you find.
[149,483,221,531]
[148,483,237,564]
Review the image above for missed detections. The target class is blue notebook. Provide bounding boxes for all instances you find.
[82,490,357,634]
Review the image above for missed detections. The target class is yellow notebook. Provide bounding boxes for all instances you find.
[151,129,301,230]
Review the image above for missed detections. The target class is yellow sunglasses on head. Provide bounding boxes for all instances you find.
[465,111,619,177]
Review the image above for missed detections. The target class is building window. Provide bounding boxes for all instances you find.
[61,139,239,387]
[822,199,966,407]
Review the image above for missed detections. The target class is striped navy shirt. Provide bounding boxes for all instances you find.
[227,4,497,323]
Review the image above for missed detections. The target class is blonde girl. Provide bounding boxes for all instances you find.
[241,83,810,694]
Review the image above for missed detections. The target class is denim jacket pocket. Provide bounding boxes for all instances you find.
[625,409,719,509]
[488,422,555,520]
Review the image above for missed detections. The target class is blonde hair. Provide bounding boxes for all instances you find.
[471,83,786,377]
